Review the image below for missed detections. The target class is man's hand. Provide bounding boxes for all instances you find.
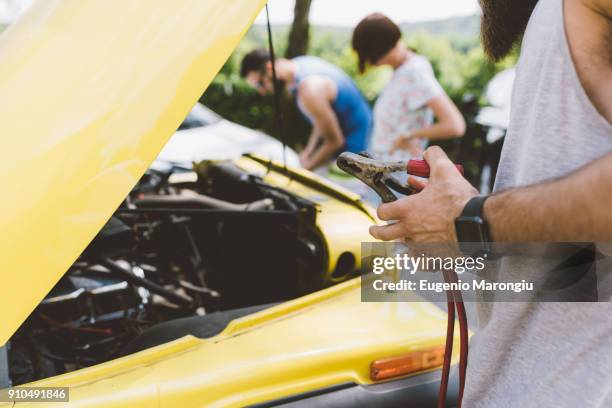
[369,146,478,243]
[299,151,311,168]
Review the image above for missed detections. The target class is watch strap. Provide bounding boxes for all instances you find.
[456,195,497,259]
[461,195,490,219]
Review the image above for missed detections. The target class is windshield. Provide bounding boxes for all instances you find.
[178,103,222,130]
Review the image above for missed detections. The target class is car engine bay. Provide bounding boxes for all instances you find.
[8,157,346,385]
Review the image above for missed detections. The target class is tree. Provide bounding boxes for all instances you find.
[285,0,312,58]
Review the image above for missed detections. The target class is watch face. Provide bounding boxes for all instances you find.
[455,216,490,257]
[455,216,486,243]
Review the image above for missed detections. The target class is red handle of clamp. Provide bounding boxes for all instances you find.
[407,159,464,178]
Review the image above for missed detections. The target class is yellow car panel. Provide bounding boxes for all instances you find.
[0,0,266,346]
[15,279,457,407]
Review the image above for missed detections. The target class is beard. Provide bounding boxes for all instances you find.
[479,0,539,62]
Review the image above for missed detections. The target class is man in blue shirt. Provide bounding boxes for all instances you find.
[241,49,372,170]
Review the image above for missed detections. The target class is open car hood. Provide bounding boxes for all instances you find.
[0,0,265,346]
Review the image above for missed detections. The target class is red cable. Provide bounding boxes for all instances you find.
[438,269,468,408]
[449,271,469,407]
[438,269,456,408]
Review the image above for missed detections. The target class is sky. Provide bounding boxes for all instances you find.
[1,0,481,26]
[255,0,481,26]
[0,0,31,24]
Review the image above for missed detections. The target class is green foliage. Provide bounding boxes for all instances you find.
[200,21,518,151]
[405,32,516,105]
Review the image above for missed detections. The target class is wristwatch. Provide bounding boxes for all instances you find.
[454,195,492,256]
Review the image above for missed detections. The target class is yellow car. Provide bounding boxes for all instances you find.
[0,1,459,406]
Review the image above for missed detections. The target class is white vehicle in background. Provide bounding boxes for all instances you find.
[156,102,300,167]
[473,67,516,193]
[474,66,515,137]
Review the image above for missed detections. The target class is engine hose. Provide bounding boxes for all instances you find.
[134,194,274,211]
[99,258,193,307]
[437,269,468,408]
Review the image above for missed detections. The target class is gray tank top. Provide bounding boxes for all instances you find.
[464,0,612,406]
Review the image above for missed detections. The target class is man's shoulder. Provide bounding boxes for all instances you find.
[581,0,612,17]
[292,55,320,65]
[298,76,335,98]
[299,75,332,89]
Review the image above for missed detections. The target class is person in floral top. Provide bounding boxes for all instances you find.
[352,13,466,162]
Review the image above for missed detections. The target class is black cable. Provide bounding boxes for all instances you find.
[265,3,288,172]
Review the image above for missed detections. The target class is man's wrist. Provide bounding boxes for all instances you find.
[454,195,493,257]
[482,193,499,242]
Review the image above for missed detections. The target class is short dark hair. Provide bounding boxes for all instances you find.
[352,13,402,73]
[240,48,270,77]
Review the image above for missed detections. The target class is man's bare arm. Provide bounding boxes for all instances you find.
[485,152,612,242]
[565,0,612,122]
[584,0,612,26]
[298,78,345,170]
[370,148,612,244]
[300,125,321,163]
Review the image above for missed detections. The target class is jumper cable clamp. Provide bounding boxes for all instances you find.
[336,151,463,203]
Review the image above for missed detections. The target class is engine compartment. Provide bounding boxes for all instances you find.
[8,158,340,385]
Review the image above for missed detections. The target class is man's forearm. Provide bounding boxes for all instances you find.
[484,153,612,242]
[302,140,340,170]
[302,108,344,169]
[302,128,320,158]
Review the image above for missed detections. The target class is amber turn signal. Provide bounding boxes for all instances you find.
[370,345,446,381]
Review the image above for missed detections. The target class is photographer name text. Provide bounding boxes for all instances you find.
[372,279,534,293]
